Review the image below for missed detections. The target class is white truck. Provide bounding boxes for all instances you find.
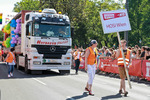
[13,9,72,74]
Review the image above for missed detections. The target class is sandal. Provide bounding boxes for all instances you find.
[119,90,122,94]
[124,91,128,97]
[85,87,90,92]
[89,91,94,96]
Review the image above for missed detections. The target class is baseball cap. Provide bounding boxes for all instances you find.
[90,40,97,46]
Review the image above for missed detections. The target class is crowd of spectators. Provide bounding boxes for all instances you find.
[72,45,150,61]
[71,45,150,81]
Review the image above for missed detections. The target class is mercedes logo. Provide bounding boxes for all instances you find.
[50,46,56,52]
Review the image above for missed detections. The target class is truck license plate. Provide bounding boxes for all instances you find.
[50,59,57,63]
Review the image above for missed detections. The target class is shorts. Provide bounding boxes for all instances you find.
[118,66,126,79]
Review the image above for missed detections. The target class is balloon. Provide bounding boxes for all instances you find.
[18,41,21,44]
[16,19,21,23]
[12,35,15,37]
[6,38,9,41]
[14,30,18,33]
[11,44,15,47]
[6,40,10,44]
[15,35,19,38]
[10,19,16,27]
[14,41,17,44]
[11,31,15,34]
[6,23,10,30]
[2,41,5,47]
[12,37,16,41]
[4,41,7,46]
[6,29,11,34]
[6,44,10,48]
[7,37,11,41]
[11,41,14,44]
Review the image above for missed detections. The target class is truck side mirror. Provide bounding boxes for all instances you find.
[71,27,74,37]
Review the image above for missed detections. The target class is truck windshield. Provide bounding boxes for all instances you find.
[33,23,71,38]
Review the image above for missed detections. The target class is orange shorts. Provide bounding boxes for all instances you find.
[118,66,126,79]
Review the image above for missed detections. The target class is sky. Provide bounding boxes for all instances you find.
[0,0,126,13]
[0,0,22,13]
[0,0,125,30]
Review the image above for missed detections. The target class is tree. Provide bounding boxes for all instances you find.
[13,0,128,48]
[13,0,40,12]
[0,31,4,41]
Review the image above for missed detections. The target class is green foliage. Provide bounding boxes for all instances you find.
[13,0,40,12]
[13,0,150,48]
[0,31,4,41]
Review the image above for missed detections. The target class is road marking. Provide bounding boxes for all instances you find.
[17,70,25,74]
[32,78,47,86]
[66,96,75,100]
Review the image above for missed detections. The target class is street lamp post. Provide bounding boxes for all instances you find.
[139,39,142,47]
[124,0,129,46]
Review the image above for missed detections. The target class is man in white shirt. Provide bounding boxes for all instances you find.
[73,48,81,74]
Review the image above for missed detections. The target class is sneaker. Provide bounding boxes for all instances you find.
[8,75,11,78]
[85,87,90,92]
[89,91,94,96]
[124,91,128,97]
[10,73,13,77]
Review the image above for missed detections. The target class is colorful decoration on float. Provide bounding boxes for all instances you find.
[2,18,22,48]
[0,13,2,24]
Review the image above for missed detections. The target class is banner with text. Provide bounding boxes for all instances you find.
[99,59,119,74]
[142,60,150,81]
[100,9,131,34]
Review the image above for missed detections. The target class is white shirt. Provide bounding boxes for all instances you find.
[74,52,81,59]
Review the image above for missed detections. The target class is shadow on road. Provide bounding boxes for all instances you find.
[0,64,63,80]
[66,92,88,100]
[101,93,122,100]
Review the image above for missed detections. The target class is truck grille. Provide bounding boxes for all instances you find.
[42,63,61,65]
[32,45,71,59]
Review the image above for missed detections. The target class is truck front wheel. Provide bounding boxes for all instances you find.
[25,56,30,74]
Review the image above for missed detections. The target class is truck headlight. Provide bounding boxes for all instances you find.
[33,56,40,59]
[65,57,70,59]
[33,61,41,65]
[67,49,72,53]
[64,62,70,65]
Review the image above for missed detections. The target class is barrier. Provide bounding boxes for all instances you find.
[129,59,142,77]
[99,59,119,74]
[78,57,150,81]
[142,60,150,81]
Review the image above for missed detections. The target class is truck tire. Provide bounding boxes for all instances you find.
[25,56,30,74]
[31,70,43,75]
[59,70,70,75]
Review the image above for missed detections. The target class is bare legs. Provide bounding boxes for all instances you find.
[120,78,126,93]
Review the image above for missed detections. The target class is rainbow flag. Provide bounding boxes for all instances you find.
[0,13,2,24]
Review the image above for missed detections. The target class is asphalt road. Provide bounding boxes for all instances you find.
[0,63,150,100]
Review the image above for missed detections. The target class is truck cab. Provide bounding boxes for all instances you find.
[16,9,72,74]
